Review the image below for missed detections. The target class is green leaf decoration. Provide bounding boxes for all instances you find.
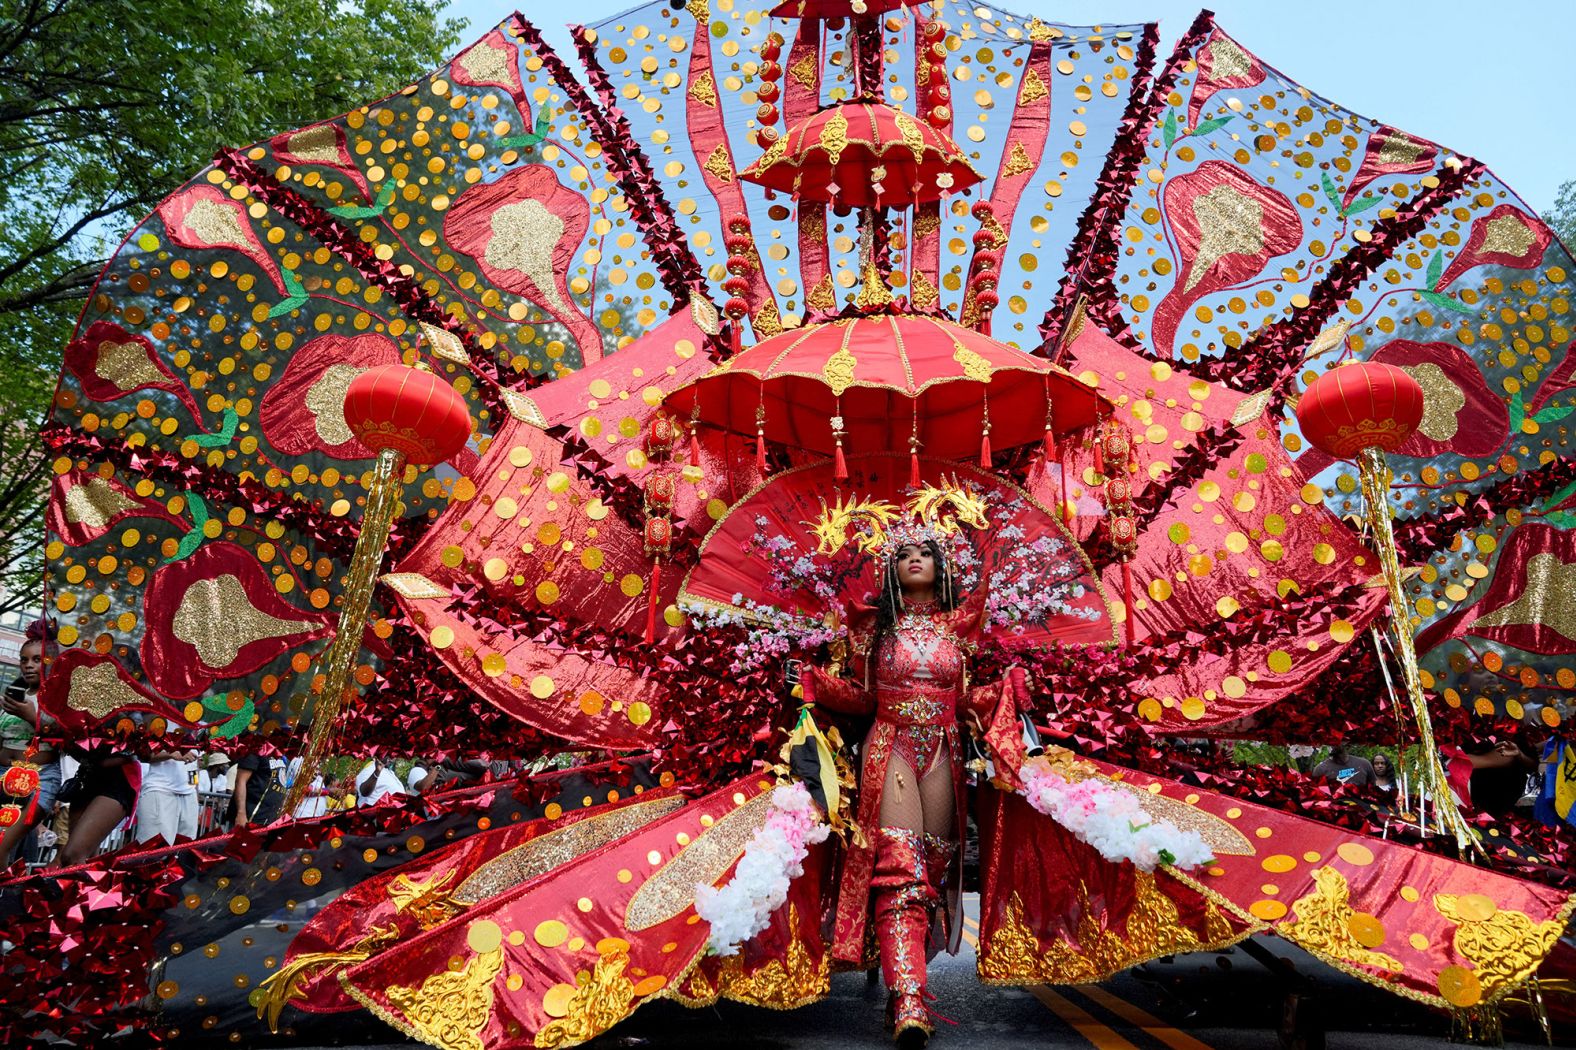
[212,699,255,739]
[1541,510,1576,530]
[500,108,553,150]
[1161,109,1178,149]
[1541,478,1576,511]
[1343,195,1382,217]
[1534,404,1576,424]
[190,407,238,448]
[1424,250,1444,290]
[1320,171,1342,210]
[1419,290,1475,315]
[1508,391,1526,436]
[327,181,396,219]
[163,492,210,564]
[1190,114,1234,137]
[267,269,308,318]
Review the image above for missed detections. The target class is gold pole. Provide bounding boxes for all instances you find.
[285,446,406,814]
[1358,446,1481,858]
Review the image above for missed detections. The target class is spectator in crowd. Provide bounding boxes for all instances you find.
[226,752,285,828]
[57,737,140,867]
[1312,742,1375,787]
[285,757,330,818]
[406,757,490,794]
[406,760,430,794]
[0,635,60,865]
[355,759,407,804]
[1458,739,1538,816]
[1371,752,1399,796]
[197,753,231,793]
[137,746,199,844]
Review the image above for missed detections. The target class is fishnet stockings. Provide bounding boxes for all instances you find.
[871,744,955,841]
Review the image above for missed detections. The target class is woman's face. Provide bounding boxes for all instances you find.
[19,641,42,686]
[1373,755,1391,776]
[896,544,936,591]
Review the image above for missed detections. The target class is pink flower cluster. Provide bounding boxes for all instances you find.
[1018,760,1214,871]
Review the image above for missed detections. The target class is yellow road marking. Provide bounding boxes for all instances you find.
[1073,984,1216,1050]
[1029,987,1148,1050]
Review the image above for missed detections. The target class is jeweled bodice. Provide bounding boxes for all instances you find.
[873,609,966,694]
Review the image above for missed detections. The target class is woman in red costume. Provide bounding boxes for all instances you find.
[802,532,1022,1047]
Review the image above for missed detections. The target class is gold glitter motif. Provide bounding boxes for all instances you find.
[1480,213,1536,259]
[625,789,772,931]
[381,573,451,600]
[1470,553,1576,641]
[182,197,253,249]
[909,271,940,313]
[1279,867,1402,973]
[63,476,137,530]
[66,660,145,719]
[1186,184,1264,292]
[304,362,366,446]
[384,946,504,1050]
[94,340,166,392]
[788,49,819,92]
[389,869,465,929]
[1434,893,1565,999]
[1206,36,1252,81]
[170,573,314,668]
[454,796,684,905]
[284,124,341,165]
[534,944,637,1048]
[484,199,569,311]
[817,108,849,169]
[806,274,837,314]
[1399,363,1465,442]
[455,39,514,88]
[951,338,993,384]
[1376,130,1427,167]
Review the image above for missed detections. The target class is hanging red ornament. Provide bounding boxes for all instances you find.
[343,364,472,466]
[0,805,21,828]
[756,103,779,125]
[645,414,678,459]
[1297,362,1425,457]
[1,763,39,798]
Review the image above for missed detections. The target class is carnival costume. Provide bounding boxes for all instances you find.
[14,0,1576,1048]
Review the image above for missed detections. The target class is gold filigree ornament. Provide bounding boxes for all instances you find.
[534,943,638,1049]
[807,477,991,559]
[388,868,466,929]
[1278,867,1402,974]
[376,945,505,1050]
[979,875,1239,985]
[670,906,829,1009]
[1433,893,1569,1004]
[257,923,399,1032]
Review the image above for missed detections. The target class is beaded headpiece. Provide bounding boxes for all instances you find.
[807,477,989,559]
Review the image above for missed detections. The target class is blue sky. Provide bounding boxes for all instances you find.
[444,0,1573,214]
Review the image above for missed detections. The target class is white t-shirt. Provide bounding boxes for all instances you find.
[406,765,429,793]
[356,761,407,803]
[141,758,195,795]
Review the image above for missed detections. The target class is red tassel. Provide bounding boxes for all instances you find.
[833,440,848,481]
[978,431,992,468]
[1059,451,1072,525]
[1122,560,1136,647]
[755,431,768,474]
[1042,427,1055,460]
[730,323,742,354]
[689,427,702,469]
[910,451,921,489]
[1093,432,1105,474]
[644,560,663,645]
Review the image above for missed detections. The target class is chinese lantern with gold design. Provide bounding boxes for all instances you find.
[643,471,677,644]
[287,364,472,814]
[1297,362,1476,854]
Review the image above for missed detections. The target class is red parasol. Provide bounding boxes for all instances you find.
[739,100,982,209]
[663,314,1105,475]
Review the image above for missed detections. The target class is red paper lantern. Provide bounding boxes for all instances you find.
[1109,515,1138,547]
[1297,362,1425,458]
[342,364,471,466]
[645,471,677,511]
[644,517,673,553]
[2,764,39,797]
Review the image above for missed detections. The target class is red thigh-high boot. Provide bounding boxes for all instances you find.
[872,827,934,1047]
[922,832,957,938]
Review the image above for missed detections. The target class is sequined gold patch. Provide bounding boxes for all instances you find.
[170,573,314,668]
[1471,553,1576,640]
[94,340,166,392]
[1398,362,1465,442]
[1206,36,1252,81]
[304,362,365,446]
[66,660,144,719]
[1480,213,1535,258]
[182,197,252,248]
[63,476,137,530]
[455,39,514,88]
[625,789,771,931]
[285,124,341,165]
[484,199,568,311]
[1186,184,1264,292]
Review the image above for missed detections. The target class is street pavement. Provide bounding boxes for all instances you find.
[293,896,1561,1049]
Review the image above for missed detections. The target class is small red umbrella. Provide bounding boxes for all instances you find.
[663,314,1105,480]
[739,100,982,210]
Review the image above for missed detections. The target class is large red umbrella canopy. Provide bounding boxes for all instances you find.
[767,0,908,16]
[663,314,1105,460]
[739,101,982,209]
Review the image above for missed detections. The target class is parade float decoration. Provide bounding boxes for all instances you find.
[8,0,1576,1047]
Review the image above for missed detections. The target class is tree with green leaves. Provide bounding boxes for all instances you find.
[1547,177,1576,249]
[0,0,466,614]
